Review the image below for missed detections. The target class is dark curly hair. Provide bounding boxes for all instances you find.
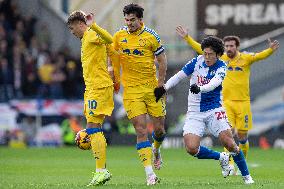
[123,3,144,18]
[201,36,224,56]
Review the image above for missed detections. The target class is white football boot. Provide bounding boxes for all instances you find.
[219,152,234,178]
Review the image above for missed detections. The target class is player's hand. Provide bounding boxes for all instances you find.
[114,82,120,94]
[268,38,280,51]
[86,13,95,26]
[154,86,166,102]
[190,84,200,94]
[176,26,189,38]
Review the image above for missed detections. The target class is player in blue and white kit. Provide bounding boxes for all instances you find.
[154,36,254,184]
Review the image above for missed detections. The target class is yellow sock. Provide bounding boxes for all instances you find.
[153,140,162,150]
[224,147,235,166]
[239,140,249,159]
[90,132,107,169]
[152,132,165,149]
[136,141,152,167]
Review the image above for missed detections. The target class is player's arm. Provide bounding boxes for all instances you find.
[151,31,167,87]
[107,57,114,81]
[248,38,279,64]
[107,44,120,93]
[90,23,113,44]
[190,66,226,94]
[154,57,197,102]
[154,70,187,102]
[176,25,203,55]
[156,52,167,87]
[165,71,187,90]
[86,13,113,44]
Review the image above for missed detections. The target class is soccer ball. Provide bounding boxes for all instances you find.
[75,129,91,150]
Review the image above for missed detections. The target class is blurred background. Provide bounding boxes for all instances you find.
[0,0,283,149]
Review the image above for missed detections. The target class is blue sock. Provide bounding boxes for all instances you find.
[152,131,166,143]
[239,139,248,145]
[232,150,249,176]
[195,146,220,160]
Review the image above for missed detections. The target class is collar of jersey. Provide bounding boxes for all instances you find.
[127,23,145,35]
[81,27,91,41]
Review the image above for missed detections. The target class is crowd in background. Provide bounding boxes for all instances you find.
[0,0,84,102]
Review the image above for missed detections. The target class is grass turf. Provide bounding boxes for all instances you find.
[1,146,284,189]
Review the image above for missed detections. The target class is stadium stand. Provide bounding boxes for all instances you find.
[0,0,84,102]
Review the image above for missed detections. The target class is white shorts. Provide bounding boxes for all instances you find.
[183,107,231,137]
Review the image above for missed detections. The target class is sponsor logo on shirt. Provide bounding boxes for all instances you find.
[197,75,210,85]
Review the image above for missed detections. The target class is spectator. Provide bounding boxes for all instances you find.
[0,57,13,101]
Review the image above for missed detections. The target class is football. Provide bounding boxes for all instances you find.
[75,129,91,150]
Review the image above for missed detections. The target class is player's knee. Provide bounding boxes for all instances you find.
[136,129,147,138]
[134,125,147,139]
[185,145,198,156]
[225,141,238,153]
[153,129,166,138]
[237,134,248,142]
[237,130,248,139]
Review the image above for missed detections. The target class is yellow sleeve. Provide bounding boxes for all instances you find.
[106,44,120,83]
[247,48,274,65]
[184,35,203,55]
[113,32,119,50]
[90,22,113,44]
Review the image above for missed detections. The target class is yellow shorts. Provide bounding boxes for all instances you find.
[84,86,114,124]
[123,83,166,119]
[223,100,252,131]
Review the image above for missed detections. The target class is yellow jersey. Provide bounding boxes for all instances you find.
[113,24,165,87]
[184,35,274,100]
[81,23,113,90]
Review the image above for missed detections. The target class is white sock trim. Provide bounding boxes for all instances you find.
[96,168,106,173]
[145,166,154,177]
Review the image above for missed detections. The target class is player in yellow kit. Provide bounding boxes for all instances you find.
[176,25,279,173]
[67,11,115,186]
[112,4,167,185]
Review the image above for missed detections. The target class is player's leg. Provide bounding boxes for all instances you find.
[151,116,165,170]
[131,114,159,185]
[184,133,221,159]
[124,86,159,185]
[183,113,224,161]
[223,100,236,169]
[151,116,165,150]
[210,107,252,182]
[147,87,166,170]
[238,131,249,158]
[219,129,254,184]
[86,121,111,186]
[216,118,254,185]
[85,87,114,186]
[236,101,252,159]
[184,130,231,177]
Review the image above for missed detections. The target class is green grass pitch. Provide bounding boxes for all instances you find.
[1,146,284,189]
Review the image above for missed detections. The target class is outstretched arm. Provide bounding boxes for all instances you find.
[176,25,203,55]
[249,38,279,64]
[165,71,187,90]
[86,13,113,44]
[154,71,187,102]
